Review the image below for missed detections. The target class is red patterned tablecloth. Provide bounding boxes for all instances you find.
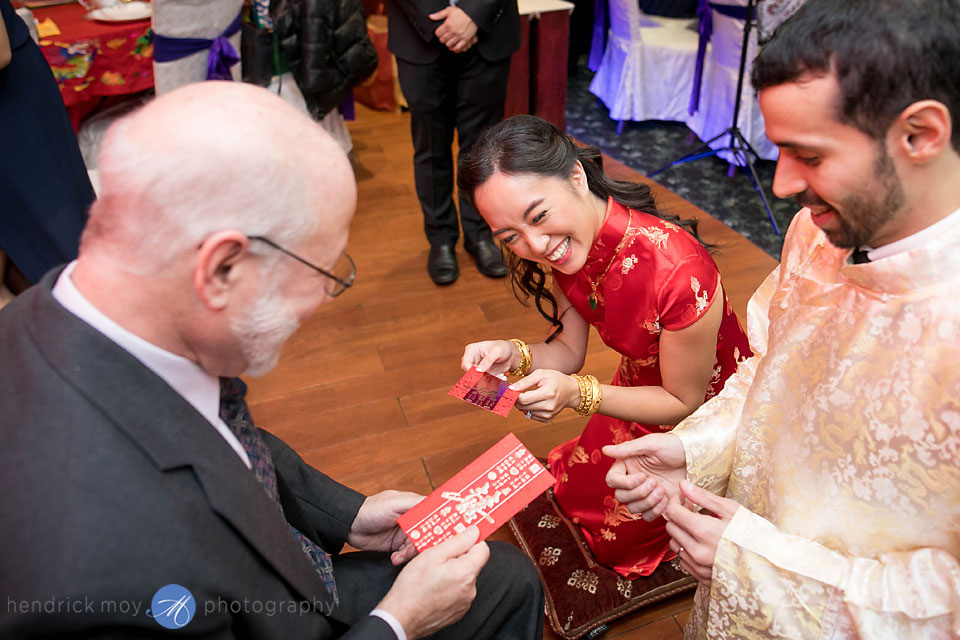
[31,2,153,108]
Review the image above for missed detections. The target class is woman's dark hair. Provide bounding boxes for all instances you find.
[457,114,705,341]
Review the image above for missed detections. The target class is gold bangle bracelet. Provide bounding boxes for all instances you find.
[572,374,587,415]
[588,375,602,416]
[573,374,602,417]
[508,339,532,377]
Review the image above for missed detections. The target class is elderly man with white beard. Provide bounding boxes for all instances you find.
[0,81,543,640]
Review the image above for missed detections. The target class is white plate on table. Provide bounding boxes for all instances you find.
[86,2,151,22]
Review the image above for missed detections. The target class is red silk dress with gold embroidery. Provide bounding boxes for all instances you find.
[548,198,751,578]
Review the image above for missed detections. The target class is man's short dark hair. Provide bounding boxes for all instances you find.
[752,0,960,152]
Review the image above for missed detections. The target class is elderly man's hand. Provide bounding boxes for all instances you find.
[603,433,687,520]
[663,480,739,588]
[376,526,489,639]
[347,490,423,565]
[430,6,479,53]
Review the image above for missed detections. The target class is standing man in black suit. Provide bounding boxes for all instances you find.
[0,81,543,639]
[388,0,520,284]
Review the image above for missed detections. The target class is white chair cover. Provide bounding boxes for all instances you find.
[151,0,244,95]
[589,0,700,123]
[684,4,778,163]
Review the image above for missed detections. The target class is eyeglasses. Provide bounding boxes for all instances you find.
[247,235,355,297]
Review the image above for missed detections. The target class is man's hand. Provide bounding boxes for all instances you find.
[511,369,580,422]
[347,490,422,566]
[429,6,479,53]
[603,433,687,521]
[663,480,739,588]
[376,526,490,639]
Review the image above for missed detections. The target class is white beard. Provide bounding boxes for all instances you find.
[229,286,301,377]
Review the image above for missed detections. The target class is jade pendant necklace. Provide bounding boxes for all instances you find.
[586,207,634,310]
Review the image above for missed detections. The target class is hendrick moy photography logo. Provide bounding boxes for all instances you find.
[146,584,195,630]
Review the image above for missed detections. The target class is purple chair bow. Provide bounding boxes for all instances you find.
[153,10,243,81]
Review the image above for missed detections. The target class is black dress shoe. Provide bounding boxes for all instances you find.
[465,238,507,278]
[428,244,459,285]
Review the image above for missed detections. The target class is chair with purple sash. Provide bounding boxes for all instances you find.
[588,0,700,131]
[684,0,778,164]
[151,0,244,95]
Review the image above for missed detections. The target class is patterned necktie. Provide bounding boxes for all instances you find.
[219,377,338,605]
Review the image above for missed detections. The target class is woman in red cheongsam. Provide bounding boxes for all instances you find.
[456,115,751,578]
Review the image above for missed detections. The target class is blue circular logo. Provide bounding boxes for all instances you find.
[147,584,195,629]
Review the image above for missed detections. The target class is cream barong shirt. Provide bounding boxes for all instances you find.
[673,208,960,638]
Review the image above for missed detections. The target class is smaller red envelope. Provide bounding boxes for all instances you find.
[397,433,555,552]
[448,367,521,417]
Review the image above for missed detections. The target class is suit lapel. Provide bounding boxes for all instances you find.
[25,272,335,612]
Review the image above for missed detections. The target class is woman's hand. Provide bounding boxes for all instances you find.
[511,369,581,422]
[461,340,517,376]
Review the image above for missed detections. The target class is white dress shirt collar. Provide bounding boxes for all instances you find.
[51,262,250,468]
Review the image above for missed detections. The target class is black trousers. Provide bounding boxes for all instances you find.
[397,49,511,248]
[331,541,545,639]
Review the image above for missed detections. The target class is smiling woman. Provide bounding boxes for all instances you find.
[457,115,752,579]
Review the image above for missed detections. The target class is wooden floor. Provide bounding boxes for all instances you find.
[245,103,778,639]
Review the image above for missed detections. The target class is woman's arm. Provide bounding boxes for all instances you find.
[597,283,722,425]
[513,281,723,424]
[523,285,590,373]
[461,284,590,375]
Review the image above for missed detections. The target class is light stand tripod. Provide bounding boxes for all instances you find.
[648,0,780,234]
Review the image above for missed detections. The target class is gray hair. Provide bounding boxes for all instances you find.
[82,89,333,276]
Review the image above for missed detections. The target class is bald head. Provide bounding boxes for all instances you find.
[83,81,356,274]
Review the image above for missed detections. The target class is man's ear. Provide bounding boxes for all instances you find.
[193,230,251,310]
[893,99,952,164]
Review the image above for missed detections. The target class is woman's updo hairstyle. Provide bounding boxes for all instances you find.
[458,115,704,342]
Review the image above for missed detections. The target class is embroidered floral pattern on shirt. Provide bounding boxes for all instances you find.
[601,528,617,541]
[621,254,638,275]
[641,308,661,334]
[603,495,641,527]
[616,576,633,599]
[567,445,589,466]
[690,276,709,314]
[538,514,561,529]
[639,225,673,249]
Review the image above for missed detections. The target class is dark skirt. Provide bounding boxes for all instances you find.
[1,4,94,283]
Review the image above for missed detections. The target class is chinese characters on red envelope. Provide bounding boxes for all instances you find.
[448,367,521,417]
[397,433,555,552]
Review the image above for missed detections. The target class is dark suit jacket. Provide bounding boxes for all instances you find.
[387,0,521,64]
[0,270,395,639]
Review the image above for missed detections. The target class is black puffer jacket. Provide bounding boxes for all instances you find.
[274,0,378,119]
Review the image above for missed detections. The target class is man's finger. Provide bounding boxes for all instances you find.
[428,7,451,19]
[662,492,703,542]
[429,526,481,560]
[678,479,736,518]
[459,539,491,574]
[391,541,418,566]
[601,437,657,461]
[677,554,710,583]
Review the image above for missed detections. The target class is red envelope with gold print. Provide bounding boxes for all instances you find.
[448,367,521,417]
[397,433,555,552]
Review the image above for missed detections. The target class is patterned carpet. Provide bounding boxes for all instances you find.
[565,64,795,260]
